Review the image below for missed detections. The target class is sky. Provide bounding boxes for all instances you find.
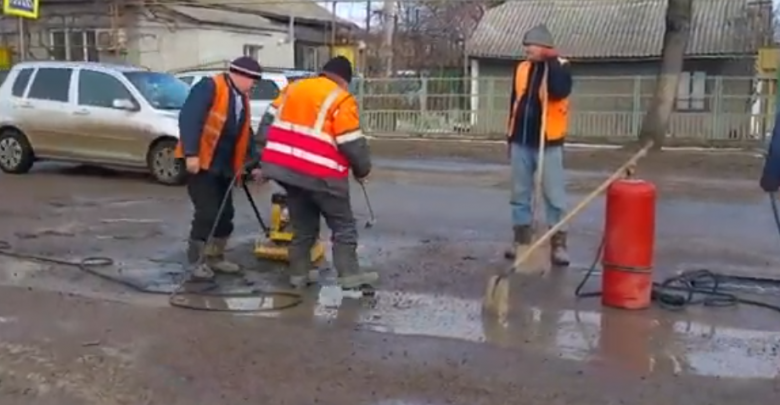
[319,1,376,27]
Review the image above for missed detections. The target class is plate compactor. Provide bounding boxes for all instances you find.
[242,183,326,263]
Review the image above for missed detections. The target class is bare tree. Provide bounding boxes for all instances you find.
[392,0,487,72]
[638,0,693,150]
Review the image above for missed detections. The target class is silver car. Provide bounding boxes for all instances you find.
[0,61,188,185]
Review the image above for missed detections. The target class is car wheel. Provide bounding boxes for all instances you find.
[147,139,185,186]
[0,128,34,174]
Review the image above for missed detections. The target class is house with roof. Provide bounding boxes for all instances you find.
[0,0,355,72]
[465,0,774,140]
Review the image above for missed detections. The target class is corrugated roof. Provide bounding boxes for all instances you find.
[191,0,352,25]
[164,5,286,31]
[467,0,770,60]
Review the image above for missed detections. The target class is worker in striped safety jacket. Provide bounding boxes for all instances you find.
[256,56,377,290]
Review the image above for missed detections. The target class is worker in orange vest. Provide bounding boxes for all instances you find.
[175,56,264,283]
[505,24,573,267]
[256,56,377,290]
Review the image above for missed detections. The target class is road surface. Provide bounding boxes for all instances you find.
[0,141,778,405]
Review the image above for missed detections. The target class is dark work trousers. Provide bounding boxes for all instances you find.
[281,183,358,273]
[187,171,235,241]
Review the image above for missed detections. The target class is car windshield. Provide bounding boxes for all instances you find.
[123,71,189,110]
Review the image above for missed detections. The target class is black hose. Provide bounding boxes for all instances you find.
[574,236,780,313]
[0,239,303,312]
[0,170,304,313]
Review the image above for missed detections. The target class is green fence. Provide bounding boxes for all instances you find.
[354,75,777,144]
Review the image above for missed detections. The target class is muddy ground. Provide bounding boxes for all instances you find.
[0,142,779,405]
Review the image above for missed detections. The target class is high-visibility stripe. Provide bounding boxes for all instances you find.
[271,120,335,145]
[335,129,364,144]
[265,141,347,172]
[263,81,355,179]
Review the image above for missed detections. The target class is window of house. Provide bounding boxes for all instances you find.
[243,44,263,61]
[11,68,33,97]
[49,30,99,62]
[676,71,707,111]
[78,70,134,108]
[27,68,73,102]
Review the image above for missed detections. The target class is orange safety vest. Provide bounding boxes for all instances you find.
[174,74,252,174]
[507,60,569,141]
[262,76,359,179]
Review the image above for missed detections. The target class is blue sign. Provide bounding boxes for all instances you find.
[2,0,39,19]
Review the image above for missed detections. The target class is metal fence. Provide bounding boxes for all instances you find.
[354,75,778,144]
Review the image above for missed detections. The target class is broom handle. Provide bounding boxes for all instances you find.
[511,142,654,270]
[532,67,548,228]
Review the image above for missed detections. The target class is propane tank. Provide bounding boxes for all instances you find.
[601,178,657,309]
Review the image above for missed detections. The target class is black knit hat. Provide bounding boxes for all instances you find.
[229,56,262,79]
[322,56,353,84]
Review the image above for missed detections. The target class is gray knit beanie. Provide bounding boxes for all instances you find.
[522,24,554,48]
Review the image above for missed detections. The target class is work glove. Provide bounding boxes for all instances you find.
[241,159,264,184]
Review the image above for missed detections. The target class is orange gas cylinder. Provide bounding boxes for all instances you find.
[601,179,657,309]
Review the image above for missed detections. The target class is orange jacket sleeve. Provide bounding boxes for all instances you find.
[256,85,290,153]
[331,94,371,178]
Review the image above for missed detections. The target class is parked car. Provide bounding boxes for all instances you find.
[175,70,288,130]
[0,61,188,185]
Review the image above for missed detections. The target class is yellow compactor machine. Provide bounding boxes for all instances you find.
[242,184,325,263]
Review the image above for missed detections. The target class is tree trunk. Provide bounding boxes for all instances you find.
[637,0,693,150]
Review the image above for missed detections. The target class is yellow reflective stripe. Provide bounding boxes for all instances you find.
[335,129,364,144]
[314,89,344,132]
[265,141,347,172]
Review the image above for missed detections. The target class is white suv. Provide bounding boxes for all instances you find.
[175,70,289,131]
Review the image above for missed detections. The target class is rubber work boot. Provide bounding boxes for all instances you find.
[204,238,241,274]
[186,239,214,281]
[289,269,320,289]
[288,246,315,289]
[550,231,571,267]
[504,225,532,260]
[333,244,378,290]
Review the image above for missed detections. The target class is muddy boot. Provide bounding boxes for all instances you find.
[504,225,532,260]
[204,238,241,274]
[288,244,314,289]
[550,231,570,267]
[185,239,214,281]
[333,244,378,291]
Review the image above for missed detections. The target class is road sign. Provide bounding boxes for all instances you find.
[2,0,39,19]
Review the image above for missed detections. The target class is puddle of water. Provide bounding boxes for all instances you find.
[169,292,302,312]
[285,290,780,379]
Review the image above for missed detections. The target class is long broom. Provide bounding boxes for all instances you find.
[483,142,654,319]
[526,67,548,275]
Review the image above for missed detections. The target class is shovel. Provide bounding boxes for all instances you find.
[483,142,653,319]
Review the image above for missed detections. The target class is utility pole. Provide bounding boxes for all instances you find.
[380,0,395,77]
[365,0,372,33]
[330,1,337,52]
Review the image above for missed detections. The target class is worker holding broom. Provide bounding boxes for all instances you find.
[175,56,264,283]
[505,24,573,267]
[256,56,378,291]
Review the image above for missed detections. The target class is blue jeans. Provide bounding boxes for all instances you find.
[510,143,567,228]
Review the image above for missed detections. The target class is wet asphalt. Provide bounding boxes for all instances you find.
[0,156,779,404]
